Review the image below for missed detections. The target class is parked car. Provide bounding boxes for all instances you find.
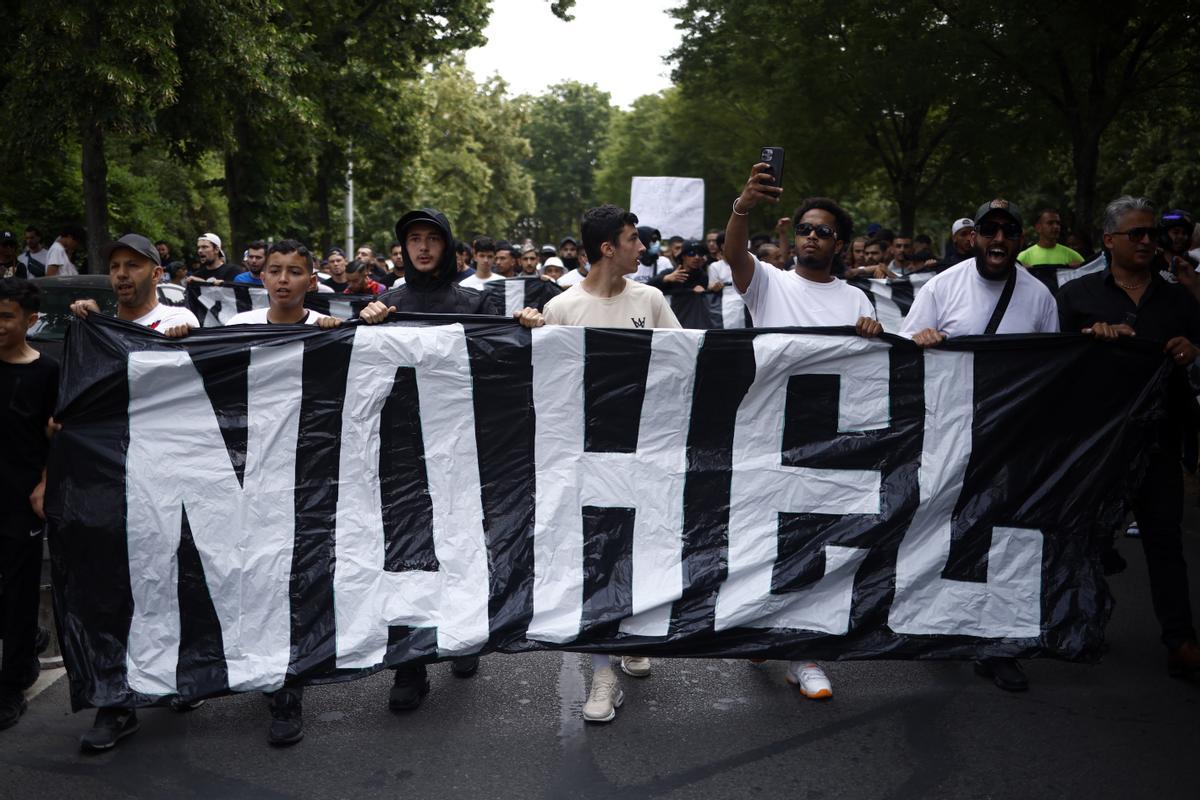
[26,275,186,361]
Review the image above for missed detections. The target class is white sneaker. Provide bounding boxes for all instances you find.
[786,661,833,700]
[619,655,651,678]
[583,666,624,723]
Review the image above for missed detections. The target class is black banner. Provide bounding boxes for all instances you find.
[47,315,1167,709]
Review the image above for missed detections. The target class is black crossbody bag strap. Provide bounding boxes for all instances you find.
[983,268,1018,335]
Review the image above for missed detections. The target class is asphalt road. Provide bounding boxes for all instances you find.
[4,502,1199,799]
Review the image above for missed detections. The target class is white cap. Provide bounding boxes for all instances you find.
[199,232,223,252]
[541,256,565,270]
[951,218,975,235]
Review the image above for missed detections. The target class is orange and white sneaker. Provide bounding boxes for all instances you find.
[786,661,833,699]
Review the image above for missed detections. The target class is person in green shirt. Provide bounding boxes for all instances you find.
[1018,208,1083,267]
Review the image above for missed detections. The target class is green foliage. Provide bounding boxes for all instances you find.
[520,81,614,241]
[354,61,534,246]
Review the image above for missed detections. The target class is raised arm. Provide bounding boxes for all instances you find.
[724,163,782,292]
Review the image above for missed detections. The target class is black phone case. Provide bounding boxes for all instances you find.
[760,146,785,189]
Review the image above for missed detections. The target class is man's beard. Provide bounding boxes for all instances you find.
[973,244,1016,280]
[798,254,831,271]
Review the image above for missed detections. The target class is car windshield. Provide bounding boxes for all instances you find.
[27,286,117,341]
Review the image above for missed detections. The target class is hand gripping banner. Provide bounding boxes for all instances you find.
[46,315,1168,709]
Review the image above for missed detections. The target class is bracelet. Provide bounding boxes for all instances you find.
[732,198,749,216]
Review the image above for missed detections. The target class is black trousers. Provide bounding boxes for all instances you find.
[1132,453,1196,648]
[1,526,43,690]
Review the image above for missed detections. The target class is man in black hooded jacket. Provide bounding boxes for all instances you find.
[358,208,542,710]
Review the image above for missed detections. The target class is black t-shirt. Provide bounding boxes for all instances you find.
[1057,269,1200,442]
[320,275,350,291]
[191,262,242,282]
[0,355,58,533]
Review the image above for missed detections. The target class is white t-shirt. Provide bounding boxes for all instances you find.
[899,258,1059,338]
[558,268,587,287]
[130,304,200,331]
[543,278,681,329]
[460,273,505,290]
[739,254,875,327]
[227,308,326,326]
[708,259,732,286]
[45,241,77,276]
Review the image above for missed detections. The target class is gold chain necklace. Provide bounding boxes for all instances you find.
[1115,276,1149,290]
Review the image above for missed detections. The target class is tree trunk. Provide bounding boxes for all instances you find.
[80,121,109,274]
[314,152,334,255]
[1072,129,1102,235]
[895,171,919,237]
[224,116,253,263]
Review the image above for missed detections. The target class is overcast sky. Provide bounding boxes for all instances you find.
[463,0,680,107]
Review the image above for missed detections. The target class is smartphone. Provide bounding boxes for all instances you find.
[760,146,785,189]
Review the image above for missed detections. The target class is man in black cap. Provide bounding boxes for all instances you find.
[70,234,201,333]
[0,232,21,278]
[558,236,580,271]
[900,199,1058,693]
[648,238,722,329]
[321,248,350,291]
[902,199,1058,345]
[357,208,543,711]
[69,234,200,751]
[1155,209,1200,301]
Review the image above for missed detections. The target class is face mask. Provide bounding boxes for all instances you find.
[648,241,661,256]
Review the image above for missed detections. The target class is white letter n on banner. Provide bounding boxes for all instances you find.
[333,325,490,669]
[714,334,886,634]
[126,345,303,695]
[528,326,702,643]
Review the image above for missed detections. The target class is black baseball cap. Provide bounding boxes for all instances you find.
[559,236,577,247]
[0,230,17,245]
[99,233,162,267]
[681,239,706,257]
[974,199,1023,229]
[1162,209,1193,230]
[540,243,556,255]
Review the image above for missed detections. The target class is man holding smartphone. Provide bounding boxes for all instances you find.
[723,159,881,701]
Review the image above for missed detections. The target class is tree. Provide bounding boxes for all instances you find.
[670,0,1009,234]
[519,82,614,241]
[355,61,535,245]
[935,0,1200,229]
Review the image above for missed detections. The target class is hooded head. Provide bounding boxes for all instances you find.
[636,225,662,266]
[394,208,457,292]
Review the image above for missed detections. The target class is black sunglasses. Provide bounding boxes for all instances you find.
[977,220,1022,238]
[794,222,837,239]
[1111,226,1159,242]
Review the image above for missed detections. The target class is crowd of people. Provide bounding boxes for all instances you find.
[2,161,1200,753]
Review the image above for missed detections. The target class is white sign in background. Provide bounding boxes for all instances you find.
[629,176,706,240]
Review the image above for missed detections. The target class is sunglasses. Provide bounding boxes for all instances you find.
[794,222,837,239]
[976,220,1022,238]
[1112,226,1159,242]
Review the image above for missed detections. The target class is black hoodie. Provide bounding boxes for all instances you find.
[376,208,504,315]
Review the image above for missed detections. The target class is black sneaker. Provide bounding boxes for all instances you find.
[169,696,206,713]
[974,657,1029,692]
[450,655,479,678]
[80,707,140,752]
[267,687,304,746]
[0,688,27,731]
[34,626,51,656]
[388,663,430,711]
